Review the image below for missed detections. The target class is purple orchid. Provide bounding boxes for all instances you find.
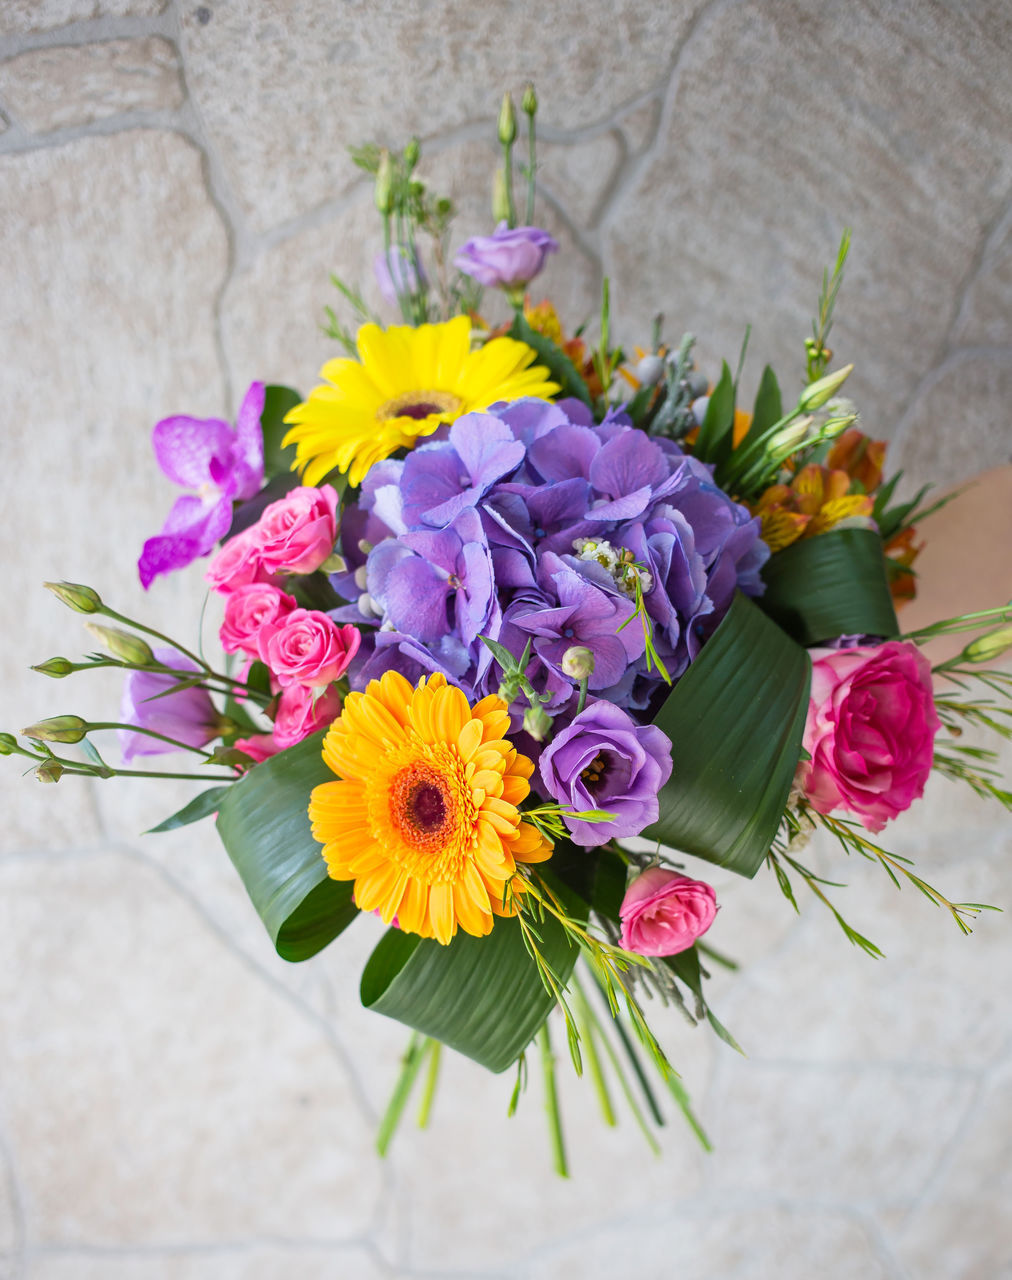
[138,382,265,589]
[118,647,222,762]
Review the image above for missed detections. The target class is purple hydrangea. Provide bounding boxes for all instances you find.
[330,397,769,748]
[138,383,265,589]
[454,223,558,289]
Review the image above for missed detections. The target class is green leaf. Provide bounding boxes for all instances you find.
[645,592,811,877]
[693,361,735,464]
[508,314,592,407]
[361,907,581,1074]
[260,384,303,479]
[215,733,358,961]
[740,364,783,450]
[147,785,233,834]
[758,528,899,647]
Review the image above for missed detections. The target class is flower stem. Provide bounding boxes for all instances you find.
[98,606,206,671]
[376,1032,427,1158]
[537,1020,568,1177]
[575,675,589,716]
[85,722,216,757]
[416,1038,441,1129]
[572,976,616,1126]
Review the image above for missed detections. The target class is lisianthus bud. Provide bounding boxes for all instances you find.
[35,760,64,784]
[0,732,17,754]
[22,715,87,743]
[404,136,420,170]
[498,91,517,145]
[799,363,853,412]
[561,646,595,680]
[521,83,538,117]
[374,148,393,214]
[523,705,552,742]
[962,626,1012,664]
[33,657,75,678]
[44,581,102,614]
[86,623,155,666]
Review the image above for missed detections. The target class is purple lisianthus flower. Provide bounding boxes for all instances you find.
[454,222,558,289]
[138,382,265,589]
[539,701,673,846]
[118,648,222,763]
[374,244,427,305]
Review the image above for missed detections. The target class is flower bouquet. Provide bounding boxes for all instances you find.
[7,90,1010,1174]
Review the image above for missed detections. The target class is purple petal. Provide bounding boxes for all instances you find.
[152,415,234,489]
[231,381,266,499]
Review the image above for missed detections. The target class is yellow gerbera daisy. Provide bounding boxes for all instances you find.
[282,314,559,488]
[309,670,553,945]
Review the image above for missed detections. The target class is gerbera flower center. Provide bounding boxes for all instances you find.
[389,761,457,851]
[378,389,463,422]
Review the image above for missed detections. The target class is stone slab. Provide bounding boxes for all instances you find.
[0,0,166,37]
[179,0,704,233]
[0,38,184,134]
[0,851,382,1246]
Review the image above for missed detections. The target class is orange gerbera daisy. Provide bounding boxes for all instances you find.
[309,670,552,945]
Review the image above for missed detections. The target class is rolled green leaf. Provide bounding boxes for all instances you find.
[758,527,899,647]
[215,733,358,961]
[260,384,302,479]
[644,592,811,878]
[361,905,582,1075]
[508,314,592,407]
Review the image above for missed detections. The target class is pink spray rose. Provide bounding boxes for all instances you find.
[258,608,360,688]
[272,682,343,749]
[254,484,339,576]
[205,528,271,594]
[220,582,297,657]
[233,734,281,764]
[799,639,940,832]
[619,868,718,957]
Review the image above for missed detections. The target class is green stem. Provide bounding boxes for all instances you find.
[572,976,615,1126]
[502,142,517,229]
[376,1033,427,1157]
[537,1021,568,1177]
[575,676,589,716]
[416,1038,441,1129]
[86,722,216,758]
[525,115,536,225]
[583,977,662,1155]
[99,607,206,672]
[590,971,664,1127]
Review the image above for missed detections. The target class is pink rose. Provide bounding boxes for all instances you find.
[258,608,360,688]
[619,868,717,957]
[219,582,297,657]
[205,529,271,594]
[234,734,281,764]
[273,682,343,748]
[800,639,940,832]
[254,484,338,576]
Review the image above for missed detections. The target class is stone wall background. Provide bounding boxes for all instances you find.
[1,2,1010,1278]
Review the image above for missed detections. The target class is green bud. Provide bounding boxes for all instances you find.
[769,416,813,455]
[561,646,595,680]
[374,148,393,215]
[0,732,18,755]
[521,83,538,117]
[799,363,854,412]
[35,760,65,784]
[85,623,155,666]
[492,168,511,224]
[523,705,553,742]
[962,626,1012,665]
[21,714,88,744]
[498,91,517,146]
[33,656,75,678]
[44,581,102,614]
[404,136,420,170]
